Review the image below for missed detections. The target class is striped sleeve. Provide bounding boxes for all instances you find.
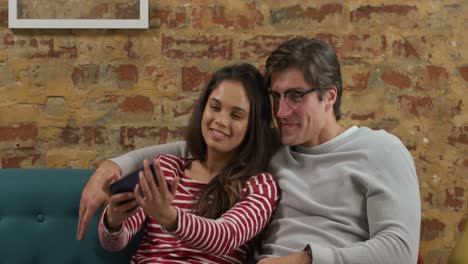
[168,173,279,256]
[98,206,147,252]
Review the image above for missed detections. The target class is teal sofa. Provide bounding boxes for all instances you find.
[0,169,140,264]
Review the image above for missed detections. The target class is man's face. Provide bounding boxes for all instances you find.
[270,68,328,147]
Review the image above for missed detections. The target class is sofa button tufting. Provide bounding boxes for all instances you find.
[36,214,45,223]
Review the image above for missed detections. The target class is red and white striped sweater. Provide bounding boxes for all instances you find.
[99,154,279,264]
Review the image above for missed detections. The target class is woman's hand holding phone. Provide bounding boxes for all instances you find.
[135,159,180,231]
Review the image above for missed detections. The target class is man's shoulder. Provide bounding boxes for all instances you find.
[354,127,405,148]
[354,127,413,164]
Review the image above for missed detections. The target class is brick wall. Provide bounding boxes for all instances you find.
[0,0,466,262]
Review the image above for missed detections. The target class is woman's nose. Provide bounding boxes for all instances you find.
[213,112,229,127]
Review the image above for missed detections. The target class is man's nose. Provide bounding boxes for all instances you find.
[275,97,292,118]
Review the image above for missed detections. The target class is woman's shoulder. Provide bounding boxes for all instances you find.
[247,172,275,183]
[154,154,187,164]
[153,154,188,176]
[242,172,279,198]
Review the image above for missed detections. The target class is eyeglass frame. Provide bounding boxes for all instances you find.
[268,87,321,109]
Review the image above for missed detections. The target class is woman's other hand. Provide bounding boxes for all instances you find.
[104,192,139,232]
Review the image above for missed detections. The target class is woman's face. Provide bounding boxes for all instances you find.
[201,80,251,158]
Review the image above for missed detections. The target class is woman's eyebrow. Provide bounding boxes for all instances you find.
[209,98,248,113]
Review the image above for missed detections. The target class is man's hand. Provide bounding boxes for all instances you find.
[76,160,121,240]
[257,251,312,264]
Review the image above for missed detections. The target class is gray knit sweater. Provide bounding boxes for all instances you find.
[111,126,421,263]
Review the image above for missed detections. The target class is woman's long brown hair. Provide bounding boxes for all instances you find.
[185,63,280,219]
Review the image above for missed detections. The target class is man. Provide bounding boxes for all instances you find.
[77,38,420,263]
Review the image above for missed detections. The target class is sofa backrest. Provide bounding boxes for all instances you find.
[0,169,140,264]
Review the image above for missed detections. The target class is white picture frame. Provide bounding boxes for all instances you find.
[8,0,148,29]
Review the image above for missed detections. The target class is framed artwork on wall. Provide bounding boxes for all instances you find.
[8,0,148,29]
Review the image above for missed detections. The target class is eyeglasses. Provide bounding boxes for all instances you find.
[268,87,320,109]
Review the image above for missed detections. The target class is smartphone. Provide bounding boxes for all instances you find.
[109,161,170,195]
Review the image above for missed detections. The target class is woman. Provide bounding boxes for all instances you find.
[98,63,281,263]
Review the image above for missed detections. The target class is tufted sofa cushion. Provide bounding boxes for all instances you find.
[0,169,139,264]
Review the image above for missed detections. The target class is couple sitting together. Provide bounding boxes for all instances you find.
[76,38,421,264]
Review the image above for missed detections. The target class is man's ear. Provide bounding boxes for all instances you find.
[324,86,337,112]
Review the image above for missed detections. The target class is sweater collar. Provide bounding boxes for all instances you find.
[291,126,359,154]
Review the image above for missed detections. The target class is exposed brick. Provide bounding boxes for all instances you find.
[1,153,40,168]
[444,187,465,211]
[427,65,448,79]
[71,64,99,89]
[2,35,76,61]
[235,2,264,30]
[81,3,109,19]
[0,63,16,86]
[98,95,120,104]
[350,5,417,22]
[214,6,237,28]
[381,69,411,89]
[3,34,26,47]
[372,118,400,132]
[115,2,139,19]
[239,35,293,60]
[162,35,233,60]
[421,218,446,241]
[60,126,81,144]
[448,126,468,146]
[459,217,466,233]
[118,95,154,114]
[316,33,387,60]
[350,112,375,121]
[397,95,433,118]
[45,97,66,117]
[119,126,169,149]
[392,39,420,59]
[83,126,107,145]
[152,3,264,30]
[29,39,38,48]
[144,66,178,92]
[123,39,136,58]
[173,97,196,117]
[0,124,37,142]
[151,6,187,28]
[29,63,61,87]
[0,8,7,28]
[424,192,434,206]
[342,34,387,59]
[31,39,77,59]
[271,4,343,24]
[346,72,370,91]
[415,65,449,90]
[114,64,138,89]
[191,3,264,30]
[182,66,211,91]
[199,5,233,28]
[60,126,108,145]
[457,66,468,82]
[0,124,38,149]
[425,249,450,264]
